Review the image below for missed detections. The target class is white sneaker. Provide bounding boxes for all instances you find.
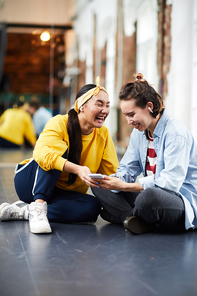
[29,201,52,234]
[0,201,29,221]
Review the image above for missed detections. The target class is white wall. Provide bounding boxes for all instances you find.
[191,0,197,142]
[136,0,159,90]
[166,0,196,142]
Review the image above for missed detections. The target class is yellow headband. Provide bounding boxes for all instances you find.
[74,76,108,113]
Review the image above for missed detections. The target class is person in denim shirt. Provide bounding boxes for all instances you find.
[92,73,197,234]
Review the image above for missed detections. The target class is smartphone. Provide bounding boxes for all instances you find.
[88,173,104,179]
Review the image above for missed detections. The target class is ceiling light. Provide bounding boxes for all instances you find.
[40,31,50,42]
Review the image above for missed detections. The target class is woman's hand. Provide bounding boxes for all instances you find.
[91,175,144,192]
[91,175,125,191]
[63,161,101,188]
[76,166,100,187]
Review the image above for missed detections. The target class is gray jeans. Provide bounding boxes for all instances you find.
[91,187,186,232]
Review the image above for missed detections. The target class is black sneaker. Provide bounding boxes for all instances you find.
[123,216,154,234]
[100,209,121,224]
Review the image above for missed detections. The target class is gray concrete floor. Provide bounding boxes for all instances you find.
[0,148,197,296]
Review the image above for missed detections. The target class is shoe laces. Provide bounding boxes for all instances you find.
[32,206,47,221]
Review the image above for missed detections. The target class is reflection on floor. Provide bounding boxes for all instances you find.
[0,148,197,296]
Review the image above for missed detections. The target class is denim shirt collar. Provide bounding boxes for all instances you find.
[143,108,170,138]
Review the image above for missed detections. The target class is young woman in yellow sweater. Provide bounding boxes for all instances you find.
[0,77,118,234]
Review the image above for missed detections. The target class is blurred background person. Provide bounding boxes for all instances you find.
[0,100,36,149]
[27,97,52,138]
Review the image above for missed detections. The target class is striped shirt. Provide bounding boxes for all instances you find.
[146,132,157,178]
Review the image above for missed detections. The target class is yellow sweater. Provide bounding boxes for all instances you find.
[0,108,36,146]
[20,114,119,193]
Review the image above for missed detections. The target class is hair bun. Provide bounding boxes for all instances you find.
[135,73,144,81]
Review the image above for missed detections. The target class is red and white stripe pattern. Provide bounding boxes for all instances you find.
[146,132,157,178]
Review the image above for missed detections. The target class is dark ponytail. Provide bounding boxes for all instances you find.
[66,83,96,185]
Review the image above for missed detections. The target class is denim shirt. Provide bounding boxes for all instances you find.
[115,109,197,230]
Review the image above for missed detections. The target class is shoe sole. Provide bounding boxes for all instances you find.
[30,226,52,234]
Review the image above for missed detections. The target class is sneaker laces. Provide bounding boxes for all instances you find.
[32,207,47,221]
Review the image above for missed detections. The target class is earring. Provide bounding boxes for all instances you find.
[80,106,83,112]
[148,107,153,113]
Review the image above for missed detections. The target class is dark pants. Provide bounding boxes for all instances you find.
[14,158,101,223]
[0,137,21,148]
[92,187,186,232]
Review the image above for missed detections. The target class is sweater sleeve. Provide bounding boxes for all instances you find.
[33,115,68,171]
[97,128,119,175]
